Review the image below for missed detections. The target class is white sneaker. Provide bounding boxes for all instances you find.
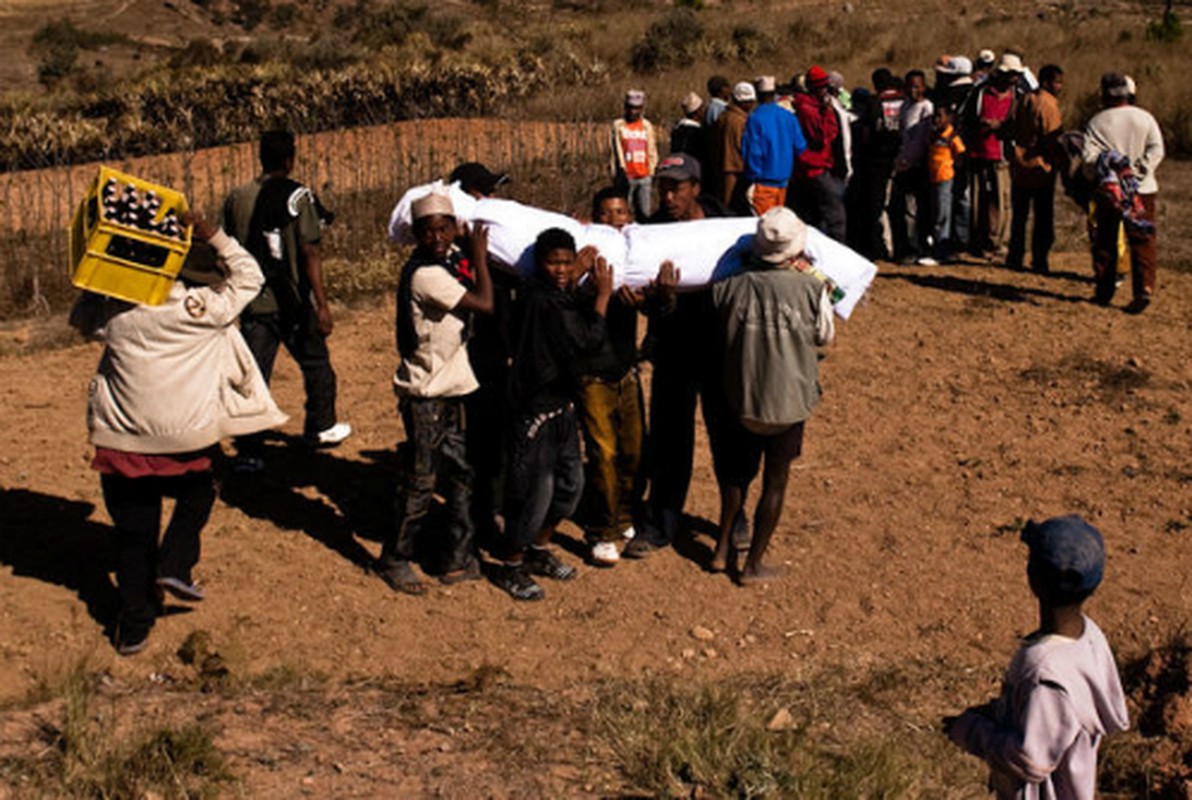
[590,541,620,567]
[621,525,637,542]
[311,421,352,447]
[915,256,939,266]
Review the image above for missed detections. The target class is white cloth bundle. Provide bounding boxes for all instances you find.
[626,218,877,319]
[386,181,478,245]
[390,190,876,319]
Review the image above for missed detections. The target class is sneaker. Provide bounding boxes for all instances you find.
[232,455,265,474]
[622,537,660,559]
[525,547,578,580]
[493,564,545,601]
[309,422,352,448]
[156,576,205,602]
[915,256,939,266]
[114,623,150,656]
[589,541,620,568]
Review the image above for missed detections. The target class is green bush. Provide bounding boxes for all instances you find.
[630,8,705,74]
[1146,10,1184,42]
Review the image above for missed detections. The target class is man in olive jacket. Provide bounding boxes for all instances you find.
[709,207,834,585]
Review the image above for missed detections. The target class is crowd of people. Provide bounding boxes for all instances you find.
[617,52,1164,311]
[66,50,1162,797]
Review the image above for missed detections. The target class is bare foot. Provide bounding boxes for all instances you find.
[708,547,734,574]
[738,563,786,586]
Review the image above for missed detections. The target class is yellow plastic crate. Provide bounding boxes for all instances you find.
[69,166,192,306]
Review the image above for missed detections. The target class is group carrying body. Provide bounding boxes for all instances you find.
[69,52,1153,796]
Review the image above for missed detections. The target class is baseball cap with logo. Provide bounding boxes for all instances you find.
[655,153,701,183]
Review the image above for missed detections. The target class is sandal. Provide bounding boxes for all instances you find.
[376,560,427,596]
[493,564,545,601]
[525,547,577,581]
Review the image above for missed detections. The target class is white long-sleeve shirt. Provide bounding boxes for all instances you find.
[949,616,1129,800]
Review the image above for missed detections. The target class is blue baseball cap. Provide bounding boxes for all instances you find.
[1022,515,1105,601]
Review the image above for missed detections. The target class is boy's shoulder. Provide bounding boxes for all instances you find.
[1011,617,1115,683]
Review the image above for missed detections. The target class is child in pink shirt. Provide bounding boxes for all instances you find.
[945,515,1129,799]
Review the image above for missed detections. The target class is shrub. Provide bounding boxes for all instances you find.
[233,0,271,31]
[1146,9,1184,42]
[630,8,705,74]
[269,2,299,29]
[731,24,773,62]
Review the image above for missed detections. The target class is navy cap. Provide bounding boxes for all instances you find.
[1022,515,1105,601]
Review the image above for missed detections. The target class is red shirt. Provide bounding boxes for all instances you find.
[92,446,217,478]
[974,88,1013,162]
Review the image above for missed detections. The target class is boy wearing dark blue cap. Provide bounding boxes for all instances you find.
[944,515,1129,799]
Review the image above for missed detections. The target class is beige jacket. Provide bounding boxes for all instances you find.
[72,230,288,454]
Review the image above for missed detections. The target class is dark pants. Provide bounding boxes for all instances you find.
[644,353,731,543]
[890,166,930,260]
[1093,194,1158,304]
[504,405,584,554]
[241,307,338,442]
[465,371,508,545]
[577,371,645,544]
[1007,179,1056,272]
[379,396,474,574]
[860,159,895,260]
[791,172,847,242]
[101,471,215,632]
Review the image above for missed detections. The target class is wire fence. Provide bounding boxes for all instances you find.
[0,117,611,319]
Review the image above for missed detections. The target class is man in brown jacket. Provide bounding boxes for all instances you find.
[708,81,756,209]
[1007,64,1063,273]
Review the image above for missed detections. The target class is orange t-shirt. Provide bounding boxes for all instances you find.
[619,119,651,180]
[928,124,966,184]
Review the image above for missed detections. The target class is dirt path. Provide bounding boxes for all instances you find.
[2,249,1190,715]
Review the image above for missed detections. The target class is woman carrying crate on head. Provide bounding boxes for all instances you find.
[71,212,287,656]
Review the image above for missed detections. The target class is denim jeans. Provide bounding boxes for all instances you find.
[576,371,645,543]
[101,471,215,631]
[931,179,954,260]
[627,177,653,222]
[791,172,847,243]
[504,404,584,554]
[379,396,475,574]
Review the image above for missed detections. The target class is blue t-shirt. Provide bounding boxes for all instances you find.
[741,103,808,187]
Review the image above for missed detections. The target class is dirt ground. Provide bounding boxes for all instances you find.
[1,233,1191,794]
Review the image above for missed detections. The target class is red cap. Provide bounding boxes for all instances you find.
[807,65,830,88]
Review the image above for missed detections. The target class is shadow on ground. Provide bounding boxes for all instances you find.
[217,435,391,572]
[0,487,119,631]
[877,270,1092,306]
